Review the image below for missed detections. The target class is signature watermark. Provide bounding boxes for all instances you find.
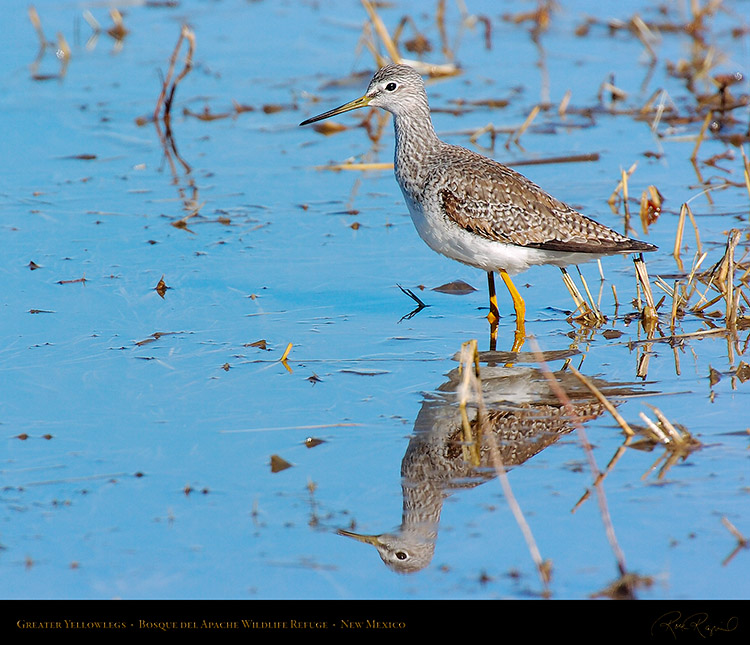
[651,611,739,639]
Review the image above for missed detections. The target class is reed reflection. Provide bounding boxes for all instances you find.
[339,349,652,574]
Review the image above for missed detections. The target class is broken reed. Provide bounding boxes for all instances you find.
[565,365,700,510]
[153,24,196,126]
[457,339,552,590]
[531,340,629,581]
[669,222,747,332]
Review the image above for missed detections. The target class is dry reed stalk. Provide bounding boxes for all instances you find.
[671,279,681,331]
[639,88,662,115]
[576,267,605,323]
[636,344,653,379]
[558,89,572,117]
[634,255,658,331]
[457,339,482,467]
[690,110,713,162]
[638,404,700,480]
[630,14,658,61]
[279,343,293,373]
[560,268,595,323]
[469,123,498,150]
[28,6,47,47]
[607,162,637,210]
[598,78,627,104]
[170,200,204,231]
[644,403,684,443]
[154,25,195,124]
[82,10,101,34]
[723,230,741,328]
[531,341,629,577]
[487,432,552,587]
[166,27,195,114]
[721,516,749,566]
[436,0,449,59]
[355,21,387,69]
[56,33,71,62]
[568,366,635,437]
[691,231,741,326]
[361,0,401,63]
[360,2,459,77]
[741,147,750,202]
[673,203,687,267]
[684,202,702,256]
[511,153,600,167]
[505,104,541,149]
[107,8,128,40]
[633,257,657,380]
[621,167,631,221]
[627,327,729,350]
[457,340,550,588]
[572,440,632,512]
[683,251,709,308]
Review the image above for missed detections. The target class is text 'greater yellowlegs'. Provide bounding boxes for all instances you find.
[300,64,657,351]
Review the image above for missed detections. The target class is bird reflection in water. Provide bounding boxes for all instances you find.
[338,355,650,573]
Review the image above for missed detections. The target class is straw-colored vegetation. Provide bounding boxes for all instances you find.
[317,1,747,379]
[26,0,748,598]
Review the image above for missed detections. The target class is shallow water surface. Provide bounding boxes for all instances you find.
[1,0,749,602]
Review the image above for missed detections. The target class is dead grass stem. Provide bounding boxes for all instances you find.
[458,340,551,590]
[530,339,629,577]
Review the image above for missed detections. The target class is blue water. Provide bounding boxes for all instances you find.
[1,0,749,601]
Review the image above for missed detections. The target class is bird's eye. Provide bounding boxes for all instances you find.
[395,550,408,560]
[385,82,397,92]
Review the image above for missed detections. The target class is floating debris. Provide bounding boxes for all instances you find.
[270,455,293,473]
[154,275,169,298]
[591,572,654,600]
[432,280,476,295]
[721,516,749,566]
[57,274,88,285]
[638,185,663,233]
[312,121,347,136]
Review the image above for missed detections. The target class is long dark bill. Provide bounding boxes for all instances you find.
[299,94,371,126]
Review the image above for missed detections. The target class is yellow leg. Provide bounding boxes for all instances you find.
[488,271,498,352]
[499,269,526,352]
[487,271,500,325]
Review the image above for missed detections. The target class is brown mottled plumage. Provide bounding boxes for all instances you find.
[336,364,649,573]
[436,157,654,254]
[301,64,657,343]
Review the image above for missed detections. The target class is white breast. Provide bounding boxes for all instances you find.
[399,185,601,275]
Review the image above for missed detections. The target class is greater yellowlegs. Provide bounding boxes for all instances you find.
[337,363,641,573]
[300,64,657,350]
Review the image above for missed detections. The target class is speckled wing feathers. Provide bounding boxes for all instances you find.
[434,146,654,254]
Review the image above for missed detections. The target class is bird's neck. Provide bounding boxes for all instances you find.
[400,480,443,537]
[392,107,440,196]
